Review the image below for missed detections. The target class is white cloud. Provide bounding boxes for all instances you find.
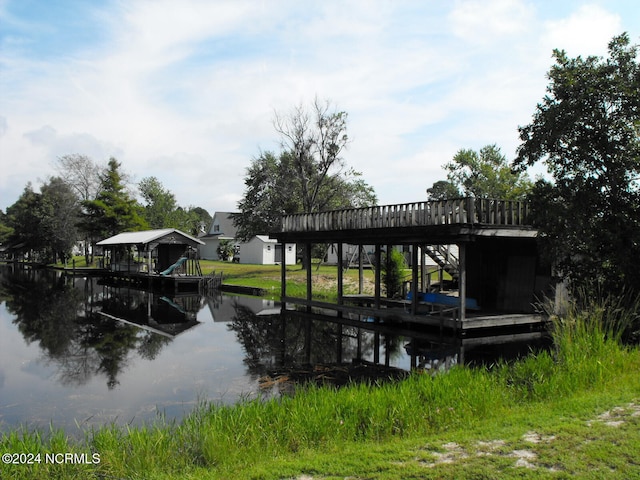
[449,0,535,44]
[0,0,636,215]
[543,4,622,57]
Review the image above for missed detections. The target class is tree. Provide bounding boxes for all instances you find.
[234,151,298,241]
[39,177,80,264]
[234,99,377,242]
[426,180,461,200]
[443,145,533,200]
[138,176,211,235]
[5,179,80,263]
[53,154,103,263]
[216,239,235,261]
[53,154,102,202]
[5,183,44,260]
[381,248,407,299]
[138,176,179,229]
[189,206,212,235]
[274,97,351,213]
[514,33,640,295]
[0,209,13,244]
[80,158,148,247]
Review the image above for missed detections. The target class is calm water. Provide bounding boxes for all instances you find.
[0,265,548,434]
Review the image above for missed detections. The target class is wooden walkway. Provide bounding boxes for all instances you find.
[273,198,550,334]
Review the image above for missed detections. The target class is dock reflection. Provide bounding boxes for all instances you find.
[226,305,551,395]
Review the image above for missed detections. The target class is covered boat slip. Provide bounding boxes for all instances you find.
[274,198,552,333]
[96,229,205,293]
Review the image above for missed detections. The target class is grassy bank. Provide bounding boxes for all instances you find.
[2,302,639,479]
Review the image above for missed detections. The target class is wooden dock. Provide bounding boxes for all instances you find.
[273,198,552,334]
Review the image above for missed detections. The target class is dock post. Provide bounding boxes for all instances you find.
[458,242,467,331]
[411,244,419,315]
[280,244,287,309]
[337,242,344,317]
[358,244,364,294]
[305,242,312,312]
[374,244,381,310]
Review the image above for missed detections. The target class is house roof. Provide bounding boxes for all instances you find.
[96,228,204,247]
[206,212,238,237]
[254,235,277,243]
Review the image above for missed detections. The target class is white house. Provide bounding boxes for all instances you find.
[199,212,296,265]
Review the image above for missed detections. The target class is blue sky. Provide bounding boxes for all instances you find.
[1,0,638,214]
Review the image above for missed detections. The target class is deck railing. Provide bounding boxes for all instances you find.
[280,198,531,233]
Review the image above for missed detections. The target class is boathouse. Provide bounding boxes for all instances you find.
[273,198,553,333]
[96,228,205,292]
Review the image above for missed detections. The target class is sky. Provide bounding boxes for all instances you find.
[1,0,638,216]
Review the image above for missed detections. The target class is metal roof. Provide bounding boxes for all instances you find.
[96,229,204,246]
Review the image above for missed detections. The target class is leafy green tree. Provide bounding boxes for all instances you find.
[234,151,302,242]
[138,176,211,235]
[138,176,180,229]
[6,179,80,263]
[5,183,44,260]
[444,144,532,200]
[426,180,462,200]
[234,99,377,242]
[381,248,407,299]
[0,209,13,244]
[216,239,236,261]
[80,158,148,245]
[514,33,640,295]
[189,206,212,235]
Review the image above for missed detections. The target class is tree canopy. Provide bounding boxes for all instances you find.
[426,180,461,201]
[138,176,211,235]
[80,158,148,241]
[431,144,532,200]
[234,99,377,241]
[4,179,80,263]
[514,33,640,294]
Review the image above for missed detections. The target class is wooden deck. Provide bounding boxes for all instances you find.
[274,198,550,334]
[285,296,546,332]
[93,270,224,296]
[277,198,535,243]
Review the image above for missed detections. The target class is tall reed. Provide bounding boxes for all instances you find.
[530,289,639,397]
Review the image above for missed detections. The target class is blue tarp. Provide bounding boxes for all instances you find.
[406,291,479,310]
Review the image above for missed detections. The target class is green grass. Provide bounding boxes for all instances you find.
[54,256,451,302]
[201,259,450,302]
[2,301,639,479]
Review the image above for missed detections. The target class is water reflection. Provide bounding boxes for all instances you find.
[0,265,549,433]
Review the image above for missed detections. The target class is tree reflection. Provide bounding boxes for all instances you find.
[227,303,408,392]
[0,268,197,389]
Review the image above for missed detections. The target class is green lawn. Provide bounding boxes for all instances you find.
[55,257,451,302]
[202,259,450,301]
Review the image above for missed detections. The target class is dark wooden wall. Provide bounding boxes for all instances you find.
[157,244,186,272]
[466,238,551,313]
